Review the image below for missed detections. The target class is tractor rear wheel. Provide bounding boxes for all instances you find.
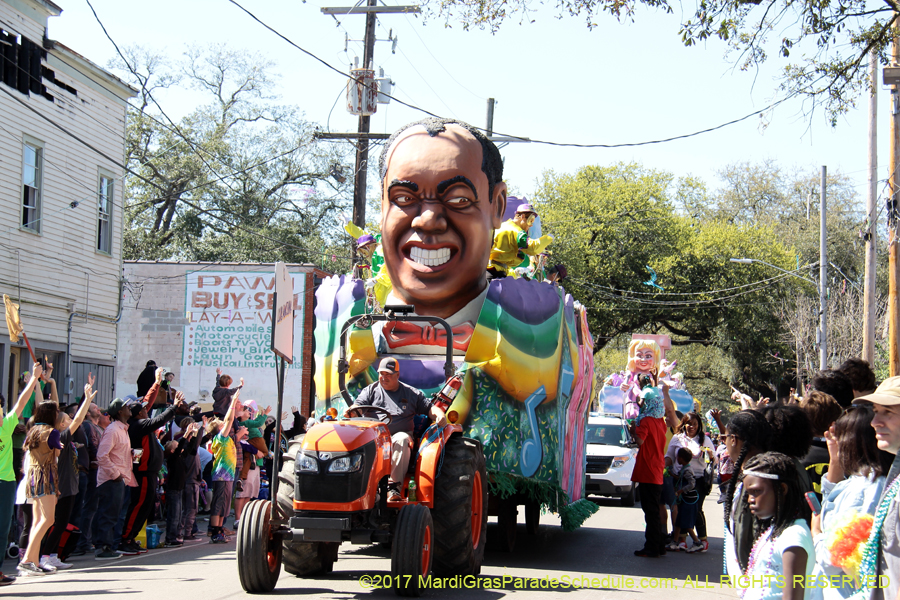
[277,437,334,576]
[391,503,433,597]
[236,499,282,593]
[431,436,488,576]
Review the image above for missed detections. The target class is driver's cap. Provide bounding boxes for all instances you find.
[377,357,399,374]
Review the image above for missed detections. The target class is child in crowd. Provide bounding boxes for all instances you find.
[206,393,241,544]
[179,417,203,541]
[737,451,813,600]
[667,447,701,552]
[163,420,200,546]
[634,374,664,426]
[163,438,187,547]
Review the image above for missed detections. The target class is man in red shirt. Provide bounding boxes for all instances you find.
[629,389,670,558]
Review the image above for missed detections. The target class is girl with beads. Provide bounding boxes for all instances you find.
[724,409,773,576]
[739,452,813,600]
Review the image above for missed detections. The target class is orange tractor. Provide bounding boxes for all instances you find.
[237,308,488,596]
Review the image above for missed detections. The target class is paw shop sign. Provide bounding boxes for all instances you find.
[183,270,306,370]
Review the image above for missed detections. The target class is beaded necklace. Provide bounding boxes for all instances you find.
[739,524,775,599]
[851,475,900,599]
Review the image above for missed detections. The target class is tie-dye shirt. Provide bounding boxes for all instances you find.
[210,433,236,482]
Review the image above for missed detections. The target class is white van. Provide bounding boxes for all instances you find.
[585,413,638,506]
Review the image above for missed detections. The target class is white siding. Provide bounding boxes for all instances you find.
[0,0,133,400]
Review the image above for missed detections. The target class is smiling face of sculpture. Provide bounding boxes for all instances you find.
[634,349,656,373]
[380,124,506,318]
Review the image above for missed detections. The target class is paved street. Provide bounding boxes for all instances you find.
[11,495,736,599]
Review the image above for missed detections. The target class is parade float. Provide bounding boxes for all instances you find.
[313,190,598,552]
[598,334,698,420]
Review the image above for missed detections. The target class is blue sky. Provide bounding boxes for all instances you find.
[50,0,885,207]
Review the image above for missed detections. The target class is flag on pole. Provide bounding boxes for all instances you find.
[4,294,23,343]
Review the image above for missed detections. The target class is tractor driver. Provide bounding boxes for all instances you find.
[348,357,447,502]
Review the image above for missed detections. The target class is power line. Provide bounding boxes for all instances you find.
[567,267,807,297]
[84,0,241,199]
[226,0,801,150]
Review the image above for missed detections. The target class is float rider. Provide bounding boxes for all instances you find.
[487,203,552,279]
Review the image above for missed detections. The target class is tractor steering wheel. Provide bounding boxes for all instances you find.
[343,404,393,424]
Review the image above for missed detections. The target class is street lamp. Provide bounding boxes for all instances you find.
[729,257,826,372]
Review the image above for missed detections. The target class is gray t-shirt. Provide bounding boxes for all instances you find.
[355,382,431,437]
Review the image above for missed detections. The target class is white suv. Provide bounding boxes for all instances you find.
[585,413,638,506]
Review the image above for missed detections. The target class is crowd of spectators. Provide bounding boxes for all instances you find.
[629,355,900,600]
[0,360,307,586]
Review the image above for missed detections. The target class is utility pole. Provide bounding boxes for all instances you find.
[320,3,420,250]
[352,0,377,238]
[819,166,828,371]
[864,49,878,365]
[887,30,900,376]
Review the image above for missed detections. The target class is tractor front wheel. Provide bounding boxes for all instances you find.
[278,438,335,576]
[391,504,433,597]
[236,499,282,593]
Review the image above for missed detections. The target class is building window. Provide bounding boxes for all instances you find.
[22,142,42,233]
[97,175,113,254]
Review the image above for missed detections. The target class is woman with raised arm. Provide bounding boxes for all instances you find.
[0,362,42,586]
[18,369,62,577]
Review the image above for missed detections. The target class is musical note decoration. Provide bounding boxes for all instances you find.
[520,385,546,477]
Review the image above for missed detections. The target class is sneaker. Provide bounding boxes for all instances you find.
[183,535,200,541]
[665,542,680,552]
[132,540,148,554]
[699,539,709,553]
[164,540,183,547]
[17,562,48,577]
[686,542,704,554]
[233,520,240,530]
[117,541,140,556]
[633,549,660,558]
[47,554,73,570]
[69,548,87,557]
[387,489,402,502]
[38,556,58,572]
[210,534,228,544]
[0,572,15,585]
[95,546,122,561]
[222,527,235,536]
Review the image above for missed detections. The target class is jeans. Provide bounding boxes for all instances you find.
[638,482,663,555]
[76,470,98,551]
[180,482,199,540]
[94,479,125,551]
[695,485,709,539]
[165,490,183,543]
[113,489,131,542]
[0,480,16,571]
